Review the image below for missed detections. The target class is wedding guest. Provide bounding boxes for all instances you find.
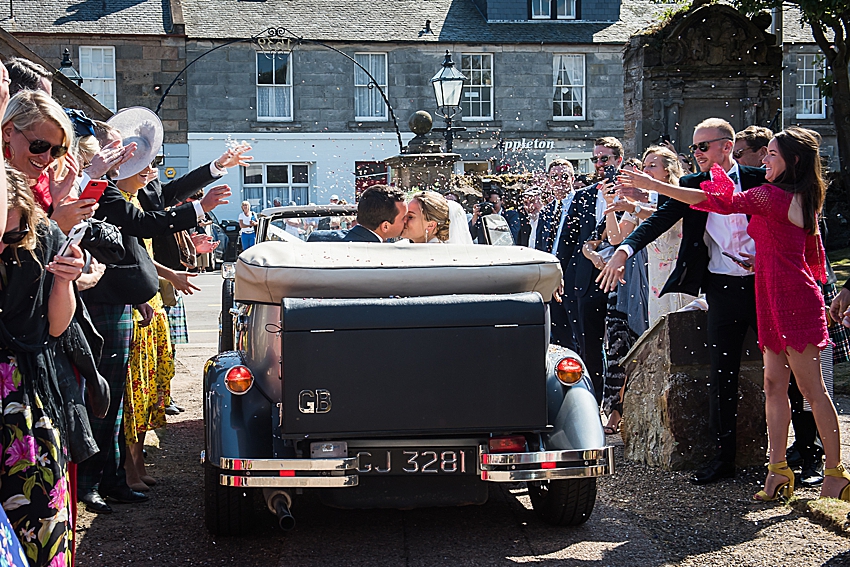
[238,200,258,250]
[4,57,52,96]
[733,126,773,167]
[0,169,85,566]
[616,127,849,503]
[516,188,547,250]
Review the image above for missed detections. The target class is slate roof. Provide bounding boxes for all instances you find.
[782,7,818,44]
[0,0,173,36]
[180,0,669,44]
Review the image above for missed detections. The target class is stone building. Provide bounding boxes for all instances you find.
[0,0,842,219]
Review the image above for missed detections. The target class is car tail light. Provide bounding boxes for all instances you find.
[225,365,254,394]
[489,435,526,453]
[556,357,583,386]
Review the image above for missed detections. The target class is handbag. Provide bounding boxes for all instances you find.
[175,230,197,268]
[80,218,125,265]
[159,277,178,307]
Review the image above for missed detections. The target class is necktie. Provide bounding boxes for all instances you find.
[729,171,739,183]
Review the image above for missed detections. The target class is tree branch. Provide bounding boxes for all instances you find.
[810,19,838,65]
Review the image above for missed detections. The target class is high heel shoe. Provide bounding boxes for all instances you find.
[753,461,794,502]
[823,463,850,501]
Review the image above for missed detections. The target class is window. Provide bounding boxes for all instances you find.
[257,52,293,121]
[460,54,493,121]
[796,54,827,119]
[552,54,585,120]
[243,163,310,211]
[354,53,387,120]
[79,47,116,112]
[532,0,576,19]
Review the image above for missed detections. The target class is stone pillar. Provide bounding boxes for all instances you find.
[622,310,766,470]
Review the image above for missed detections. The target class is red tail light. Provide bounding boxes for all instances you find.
[556,357,583,385]
[489,435,526,453]
[225,365,254,394]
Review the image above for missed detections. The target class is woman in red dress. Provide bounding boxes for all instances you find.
[617,127,849,503]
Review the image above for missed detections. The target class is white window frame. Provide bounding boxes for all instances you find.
[531,0,551,19]
[242,163,311,211]
[555,0,577,19]
[460,53,494,121]
[354,53,388,121]
[552,54,586,121]
[796,54,827,119]
[256,52,294,122]
[78,46,117,112]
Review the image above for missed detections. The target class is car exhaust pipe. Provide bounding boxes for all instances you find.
[264,489,295,531]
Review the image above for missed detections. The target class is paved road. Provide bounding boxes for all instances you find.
[75,272,850,567]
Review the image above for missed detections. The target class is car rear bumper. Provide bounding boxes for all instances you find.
[216,446,615,488]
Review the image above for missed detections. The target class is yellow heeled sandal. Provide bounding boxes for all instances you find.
[823,463,850,501]
[753,461,794,502]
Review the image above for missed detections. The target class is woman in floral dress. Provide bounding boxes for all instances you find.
[115,162,176,492]
[0,169,84,566]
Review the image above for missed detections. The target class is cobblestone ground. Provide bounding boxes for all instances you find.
[75,274,850,567]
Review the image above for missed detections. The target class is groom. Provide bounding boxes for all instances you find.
[343,185,407,242]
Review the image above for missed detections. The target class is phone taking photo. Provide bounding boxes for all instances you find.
[602,164,618,184]
[721,251,752,268]
[78,180,108,202]
[58,222,88,257]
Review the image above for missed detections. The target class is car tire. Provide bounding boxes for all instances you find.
[528,478,597,526]
[219,279,235,352]
[204,461,256,536]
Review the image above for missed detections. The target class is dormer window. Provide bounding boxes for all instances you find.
[531,0,576,20]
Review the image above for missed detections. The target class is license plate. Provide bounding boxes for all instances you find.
[353,448,476,475]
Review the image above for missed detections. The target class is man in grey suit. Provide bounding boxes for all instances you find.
[308,185,407,243]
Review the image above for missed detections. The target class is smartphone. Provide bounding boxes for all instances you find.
[602,164,618,184]
[79,180,108,202]
[722,251,752,268]
[58,222,88,257]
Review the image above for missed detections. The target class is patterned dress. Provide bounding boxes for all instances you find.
[120,190,174,444]
[693,165,828,354]
[647,220,698,327]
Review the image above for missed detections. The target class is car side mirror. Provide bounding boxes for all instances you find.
[482,214,514,246]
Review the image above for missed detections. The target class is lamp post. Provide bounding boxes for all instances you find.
[58,48,84,87]
[430,50,467,153]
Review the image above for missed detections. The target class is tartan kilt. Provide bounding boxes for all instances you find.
[164,294,189,345]
[823,282,850,365]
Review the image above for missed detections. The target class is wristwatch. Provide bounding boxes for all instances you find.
[634,203,642,215]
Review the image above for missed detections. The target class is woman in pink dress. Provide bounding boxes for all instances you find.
[617,127,849,503]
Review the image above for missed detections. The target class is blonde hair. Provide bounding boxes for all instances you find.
[411,191,450,242]
[2,90,75,175]
[642,145,685,185]
[694,118,735,142]
[5,166,46,254]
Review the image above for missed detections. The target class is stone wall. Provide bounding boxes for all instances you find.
[19,35,188,144]
[622,310,767,470]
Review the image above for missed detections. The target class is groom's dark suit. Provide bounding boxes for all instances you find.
[622,164,766,467]
[342,225,381,243]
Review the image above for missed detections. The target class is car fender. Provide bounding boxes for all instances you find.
[543,347,606,451]
[204,351,273,465]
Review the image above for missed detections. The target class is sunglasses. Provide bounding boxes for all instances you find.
[688,137,732,153]
[151,155,164,168]
[732,147,753,159]
[15,127,67,159]
[2,221,28,245]
[590,156,613,164]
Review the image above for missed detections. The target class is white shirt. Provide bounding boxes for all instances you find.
[528,213,540,250]
[704,162,755,276]
[594,188,607,225]
[238,211,256,234]
[552,193,577,255]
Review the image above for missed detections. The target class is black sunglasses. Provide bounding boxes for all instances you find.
[590,155,613,164]
[2,221,28,245]
[688,137,732,154]
[15,127,68,159]
[732,147,753,159]
[151,155,164,168]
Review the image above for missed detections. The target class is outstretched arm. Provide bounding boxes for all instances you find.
[617,169,708,205]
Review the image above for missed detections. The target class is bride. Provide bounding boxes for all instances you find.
[401,191,473,244]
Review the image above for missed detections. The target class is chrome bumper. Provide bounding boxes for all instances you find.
[218,456,360,488]
[479,446,615,482]
[217,446,614,488]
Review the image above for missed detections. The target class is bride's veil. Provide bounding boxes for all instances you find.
[446,200,474,245]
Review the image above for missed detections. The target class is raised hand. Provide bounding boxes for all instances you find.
[596,249,628,292]
[87,140,136,179]
[48,153,80,203]
[51,197,98,234]
[200,184,232,213]
[216,144,253,169]
[616,168,657,192]
[47,245,85,283]
[190,232,220,254]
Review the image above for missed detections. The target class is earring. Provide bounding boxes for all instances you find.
[3,143,11,161]
[425,229,429,241]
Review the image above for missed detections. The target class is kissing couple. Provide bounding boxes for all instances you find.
[334,185,472,244]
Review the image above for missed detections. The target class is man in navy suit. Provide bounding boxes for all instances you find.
[516,188,548,250]
[600,118,767,484]
[310,185,406,243]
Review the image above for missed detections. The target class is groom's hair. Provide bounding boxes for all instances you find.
[357,185,405,230]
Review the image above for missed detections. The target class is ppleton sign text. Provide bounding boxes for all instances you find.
[503,138,555,151]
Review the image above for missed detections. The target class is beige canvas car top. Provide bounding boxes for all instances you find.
[234,241,563,303]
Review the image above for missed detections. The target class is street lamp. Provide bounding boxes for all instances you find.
[430,50,467,152]
[58,48,84,87]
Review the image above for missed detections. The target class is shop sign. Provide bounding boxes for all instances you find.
[504,138,555,151]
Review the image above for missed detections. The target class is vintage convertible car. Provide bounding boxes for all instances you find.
[205,206,614,534]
